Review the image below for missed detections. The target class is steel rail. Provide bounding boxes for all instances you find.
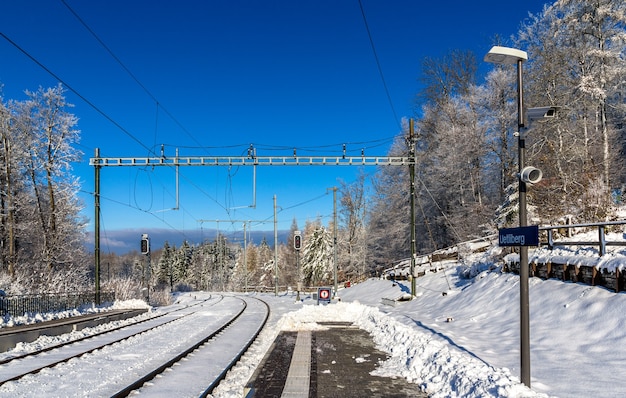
[110,296,269,397]
[0,295,221,384]
[200,296,270,397]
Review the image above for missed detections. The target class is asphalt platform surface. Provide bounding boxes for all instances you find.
[246,322,427,397]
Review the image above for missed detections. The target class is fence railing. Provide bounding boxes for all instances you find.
[381,220,626,280]
[0,291,115,317]
[539,220,626,256]
[240,285,341,295]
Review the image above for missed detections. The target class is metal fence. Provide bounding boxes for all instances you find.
[539,220,626,256]
[381,220,626,280]
[0,291,115,317]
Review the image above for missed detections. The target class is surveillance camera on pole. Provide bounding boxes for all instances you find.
[527,106,560,121]
[520,166,542,185]
[517,106,556,186]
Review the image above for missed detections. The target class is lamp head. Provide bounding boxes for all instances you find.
[484,46,528,64]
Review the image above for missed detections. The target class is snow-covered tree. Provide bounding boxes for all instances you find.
[338,173,368,281]
[0,84,87,293]
[481,67,518,202]
[517,0,626,221]
[17,85,84,271]
[156,242,173,288]
[301,221,333,285]
[175,240,193,283]
[258,237,274,286]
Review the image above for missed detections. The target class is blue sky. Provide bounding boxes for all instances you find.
[0,0,549,251]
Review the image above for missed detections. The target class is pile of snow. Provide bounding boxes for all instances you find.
[276,301,543,398]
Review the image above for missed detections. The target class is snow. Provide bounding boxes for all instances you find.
[2,244,626,397]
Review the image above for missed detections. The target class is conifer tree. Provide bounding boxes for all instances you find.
[301,222,333,285]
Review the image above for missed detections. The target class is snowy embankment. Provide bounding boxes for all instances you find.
[336,267,626,398]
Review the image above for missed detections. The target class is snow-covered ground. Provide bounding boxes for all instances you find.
[2,243,626,397]
[213,266,626,398]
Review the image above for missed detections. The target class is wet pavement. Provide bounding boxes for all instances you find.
[245,323,426,397]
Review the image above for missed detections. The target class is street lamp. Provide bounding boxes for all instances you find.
[484,45,531,388]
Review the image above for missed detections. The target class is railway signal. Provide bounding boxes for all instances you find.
[294,231,302,250]
[141,234,150,255]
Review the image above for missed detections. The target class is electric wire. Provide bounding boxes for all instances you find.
[59,0,246,225]
[133,169,154,212]
[59,0,208,152]
[0,32,153,154]
[153,102,160,155]
[415,173,464,243]
[249,192,332,227]
[3,19,393,240]
[358,0,402,131]
[279,192,330,212]
[80,189,200,243]
[157,136,397,154]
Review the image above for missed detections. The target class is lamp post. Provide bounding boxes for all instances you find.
[485,45,531,387]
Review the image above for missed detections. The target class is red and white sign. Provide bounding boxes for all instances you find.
[317,287,331,304]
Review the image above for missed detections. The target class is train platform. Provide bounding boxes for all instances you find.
[245,322,426,397]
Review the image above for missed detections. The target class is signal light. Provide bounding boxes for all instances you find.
[294,234,302,250]
[141,234,150,254]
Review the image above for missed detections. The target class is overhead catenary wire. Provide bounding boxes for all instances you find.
[0,32,153,154]
[0,33,223,224]
[59,0,209,153]
[244,192,333,226]
[80,189,200,246]
[157,137,397,156]
[358,0,402,131]
[3,14,397,238]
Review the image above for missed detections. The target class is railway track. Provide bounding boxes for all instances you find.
[0,293,269,397]
[0,293,220,364]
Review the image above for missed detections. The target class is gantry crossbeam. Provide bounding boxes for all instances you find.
[89,155,414,167]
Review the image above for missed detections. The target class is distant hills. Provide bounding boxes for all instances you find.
[84,228,290,254]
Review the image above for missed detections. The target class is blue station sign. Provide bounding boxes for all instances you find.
[498,225,539,247]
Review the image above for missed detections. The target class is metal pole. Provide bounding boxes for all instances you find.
[517,58,531,387]
[94,148,101,305]
[146,252,151,303]
[331,187,338,298]
[409,119,417,297]
[274,195,278,296]
[296,249,301,301]
[243,222,247,293]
